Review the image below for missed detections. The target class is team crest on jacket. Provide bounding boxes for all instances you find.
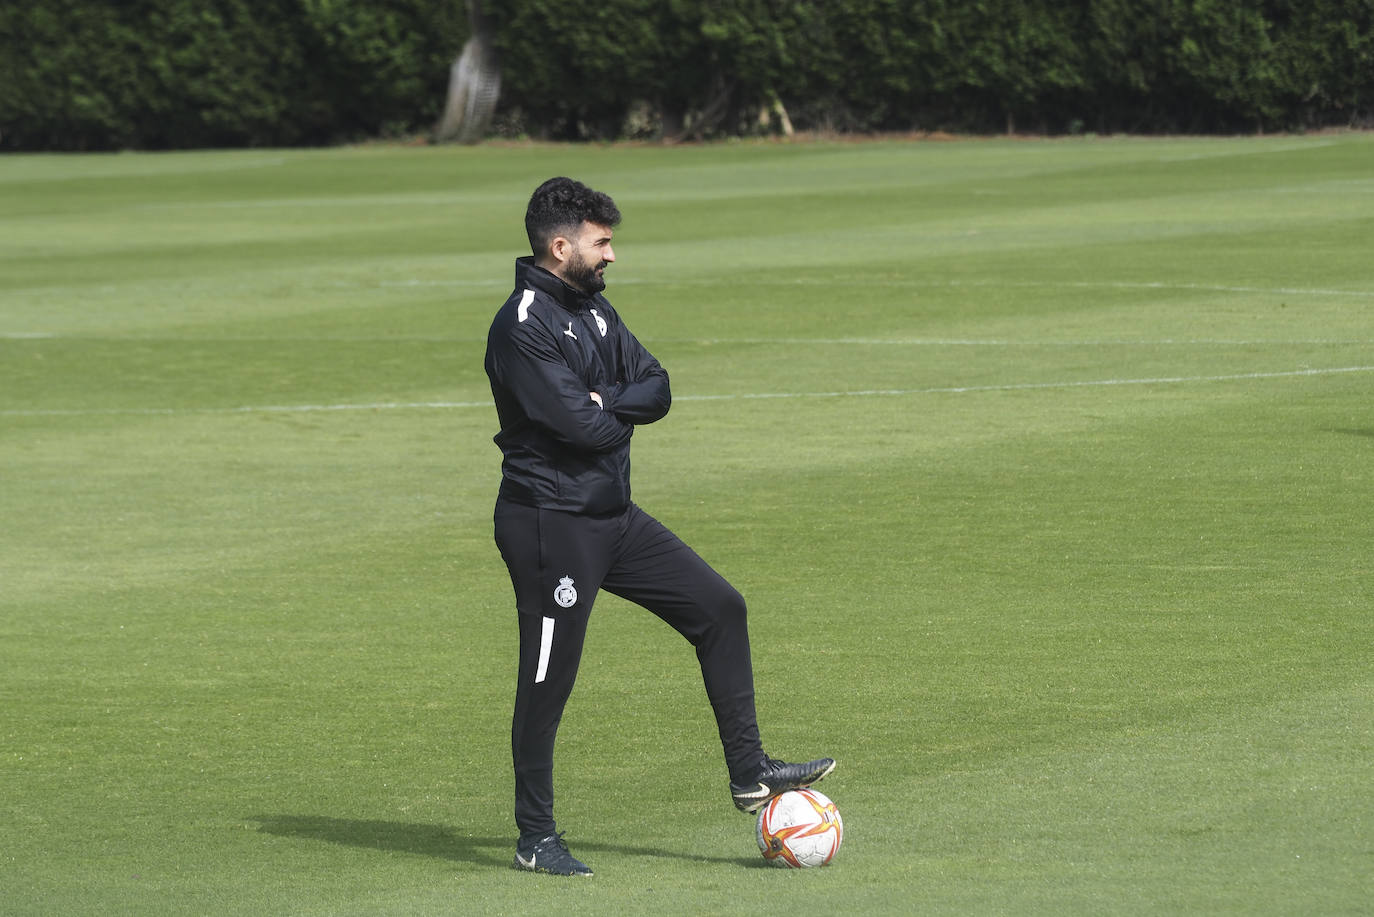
[554,576,578,608]
[590,309,608,337]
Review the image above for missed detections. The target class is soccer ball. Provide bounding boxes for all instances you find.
[756,788,843,868]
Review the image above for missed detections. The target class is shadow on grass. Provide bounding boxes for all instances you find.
[248,815,765,869]
[1332,428,1374,439]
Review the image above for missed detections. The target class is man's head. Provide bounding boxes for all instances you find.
[525,177,621,294]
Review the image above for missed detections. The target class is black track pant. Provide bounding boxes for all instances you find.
[494,498,765,837]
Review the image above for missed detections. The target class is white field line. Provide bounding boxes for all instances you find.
[0,400,494,418]
[3,366,1370,418]
[673,337,1373,346]
[959,279,1374,298]
[4,332,1370,346]
[345,277,1374,298]
[6,277,1373,303]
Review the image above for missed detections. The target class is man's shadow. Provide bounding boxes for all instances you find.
[249,815,764,868]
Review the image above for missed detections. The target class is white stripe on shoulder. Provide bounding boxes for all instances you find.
[517,288,535,323]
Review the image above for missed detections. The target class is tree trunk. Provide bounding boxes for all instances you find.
[435,0,500,144]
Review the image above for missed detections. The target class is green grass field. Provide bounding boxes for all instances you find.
[3,133,1372,915]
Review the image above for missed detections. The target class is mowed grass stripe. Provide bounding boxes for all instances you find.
[3,364,1369,417]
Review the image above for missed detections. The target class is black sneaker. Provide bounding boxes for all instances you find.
[512,831,593,877]
[730,755,836,813]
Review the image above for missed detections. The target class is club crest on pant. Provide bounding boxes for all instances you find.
[553,576,578,608]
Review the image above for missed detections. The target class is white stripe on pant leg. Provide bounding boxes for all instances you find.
[535,616,555,684]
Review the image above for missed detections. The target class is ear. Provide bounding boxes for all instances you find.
[548,234,572,265]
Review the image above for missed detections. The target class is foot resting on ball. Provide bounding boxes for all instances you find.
[730,755,836,813]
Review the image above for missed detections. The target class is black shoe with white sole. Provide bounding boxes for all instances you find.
[730,755,836,813]
[512,831,593,877]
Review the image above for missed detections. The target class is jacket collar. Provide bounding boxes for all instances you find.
[515,256,595,312]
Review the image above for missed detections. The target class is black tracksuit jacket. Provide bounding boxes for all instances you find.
[485,257,671,515]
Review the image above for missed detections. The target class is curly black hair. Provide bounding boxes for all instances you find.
[524,177,622,255]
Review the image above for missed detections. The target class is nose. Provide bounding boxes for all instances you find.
[602,245,615,264]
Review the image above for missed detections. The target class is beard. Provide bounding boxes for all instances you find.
[564,249,607,294]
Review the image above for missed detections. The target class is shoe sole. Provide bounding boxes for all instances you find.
[512,855,593,877]
[734,759,837,813]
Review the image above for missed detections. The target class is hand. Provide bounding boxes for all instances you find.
[589,392,603,409]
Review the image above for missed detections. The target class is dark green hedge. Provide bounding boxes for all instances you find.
[2,0,1371,150]
[490,0,1374,138]
[0,0,467,150]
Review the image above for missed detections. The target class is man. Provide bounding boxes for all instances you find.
[485,177,834,877]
